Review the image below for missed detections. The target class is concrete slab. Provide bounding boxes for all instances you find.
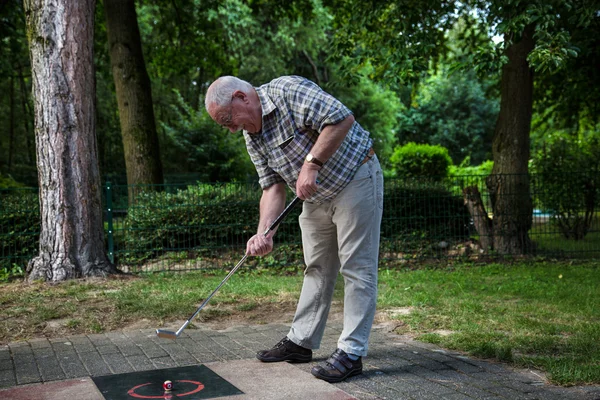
[206,359,357,400]
[0,361,356,400]
[0,378,103,400]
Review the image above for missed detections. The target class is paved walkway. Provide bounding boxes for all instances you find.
[1,322,599,400]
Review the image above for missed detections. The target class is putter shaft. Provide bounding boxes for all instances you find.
[156,197,300,339]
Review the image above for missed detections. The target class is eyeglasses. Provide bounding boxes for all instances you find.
[220,106,233,127]
[218,95,236,128]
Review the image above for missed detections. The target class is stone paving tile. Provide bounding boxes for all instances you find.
[86,333,112,347]
[33,348,66,382]
[3,324,600,400]
[77,351,112,377]
[0,369,16,388]
[14,358,40,385]
[101,352,134,374]
[112,342,145,357]
[8,342,32,356]
[0,350,12,371]
[150,355,178,369]
[95,343,121,355]
[68,335,96,353]
[28,338,51,349]
[127,355,156,372]
[56,350,88,379]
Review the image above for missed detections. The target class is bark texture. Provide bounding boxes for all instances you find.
[463,186,493,251]
[24,0,116,281]
[485,25,536,254]
[104,0,163,196]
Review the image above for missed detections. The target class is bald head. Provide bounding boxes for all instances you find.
[205,76,263,134]
[205,76,254,110]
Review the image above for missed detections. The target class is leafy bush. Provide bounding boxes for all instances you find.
[449,157,494,177]
[389,143,453,181]
[0,190,40,272]
[118,178,471,265]
[0,174,25,189]
[117,183,301,264]
[531,132,600,240]
[381,179,471,242]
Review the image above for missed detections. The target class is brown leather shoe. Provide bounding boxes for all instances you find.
[311,348,362,382]
[256,337,312,363]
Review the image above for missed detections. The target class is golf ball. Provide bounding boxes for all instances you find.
[163,380,173,391]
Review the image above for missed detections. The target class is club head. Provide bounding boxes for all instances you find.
[156,329,178,339]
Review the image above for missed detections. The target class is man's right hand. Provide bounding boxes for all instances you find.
[246,233,274,256]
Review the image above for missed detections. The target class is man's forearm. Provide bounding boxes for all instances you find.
[258,183,287,237]
[308,115,355,164]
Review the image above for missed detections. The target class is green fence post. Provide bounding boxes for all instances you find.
[106,181,114,264]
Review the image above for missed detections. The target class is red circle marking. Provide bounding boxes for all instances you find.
[127,380,205,398]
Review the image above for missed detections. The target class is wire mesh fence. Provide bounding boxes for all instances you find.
[1,173,598,274]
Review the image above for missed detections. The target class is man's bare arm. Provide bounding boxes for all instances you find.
[247,183,287,256]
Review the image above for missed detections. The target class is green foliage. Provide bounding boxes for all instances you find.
[396,69,499,165]
[449,158,494,177]
[0,174,25,189]
[118,183,297,264]
[331,72,403,168]
[160,90,254,181]
[531,131,600,240]
[0,190,39,272]
[0,264,24,282]
[389,143,453,181]
[382,179,471,243]
[0,0,36,184]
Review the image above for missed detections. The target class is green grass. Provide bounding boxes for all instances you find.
[1,260,598,386]
[378,261,600,386]
[530,216,600,257]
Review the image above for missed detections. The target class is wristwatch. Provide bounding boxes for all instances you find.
[305,153,324,167]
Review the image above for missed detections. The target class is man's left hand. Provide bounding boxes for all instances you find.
[296,163,320,200]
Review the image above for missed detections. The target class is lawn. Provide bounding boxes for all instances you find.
[377,261,600,386]
[0,259,598,386]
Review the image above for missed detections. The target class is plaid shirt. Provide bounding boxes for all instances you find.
[243,76,373,204]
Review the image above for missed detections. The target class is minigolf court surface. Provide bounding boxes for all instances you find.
[0,359,357,400]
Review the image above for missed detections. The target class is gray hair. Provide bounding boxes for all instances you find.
[205,76,254,110]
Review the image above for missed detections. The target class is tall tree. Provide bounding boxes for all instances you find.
[327,0,597,254]
[24,0,116,281]
[103,0,163,192]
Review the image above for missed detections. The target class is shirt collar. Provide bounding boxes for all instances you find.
[256,86,276,116]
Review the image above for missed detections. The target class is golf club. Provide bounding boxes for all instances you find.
[156,196,301,339]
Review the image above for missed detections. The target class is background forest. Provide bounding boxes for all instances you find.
[1,0,599,281]
[2,0,596,188]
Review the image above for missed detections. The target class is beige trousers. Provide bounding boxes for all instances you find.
[288,155,383,356]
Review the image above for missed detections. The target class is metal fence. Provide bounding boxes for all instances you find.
[1,173,598,274]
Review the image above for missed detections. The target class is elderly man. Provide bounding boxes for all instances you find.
[205,75,383,383]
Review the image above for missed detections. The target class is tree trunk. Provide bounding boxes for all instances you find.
[486,25,535,254]
[103,0,164,201]
[24,0,117,282]
[463,186,493,251]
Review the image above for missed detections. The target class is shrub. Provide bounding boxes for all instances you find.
[389,143,453,181]
[117,183,301,265]
[531,133,600,240]
[449,157,494,177]
[381,179,471,242]
[0,174,25,189]
[0,189,40,271]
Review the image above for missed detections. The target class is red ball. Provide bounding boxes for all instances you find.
[163,380,173,391]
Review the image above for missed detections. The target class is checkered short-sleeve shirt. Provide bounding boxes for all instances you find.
[243,76,373,203]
